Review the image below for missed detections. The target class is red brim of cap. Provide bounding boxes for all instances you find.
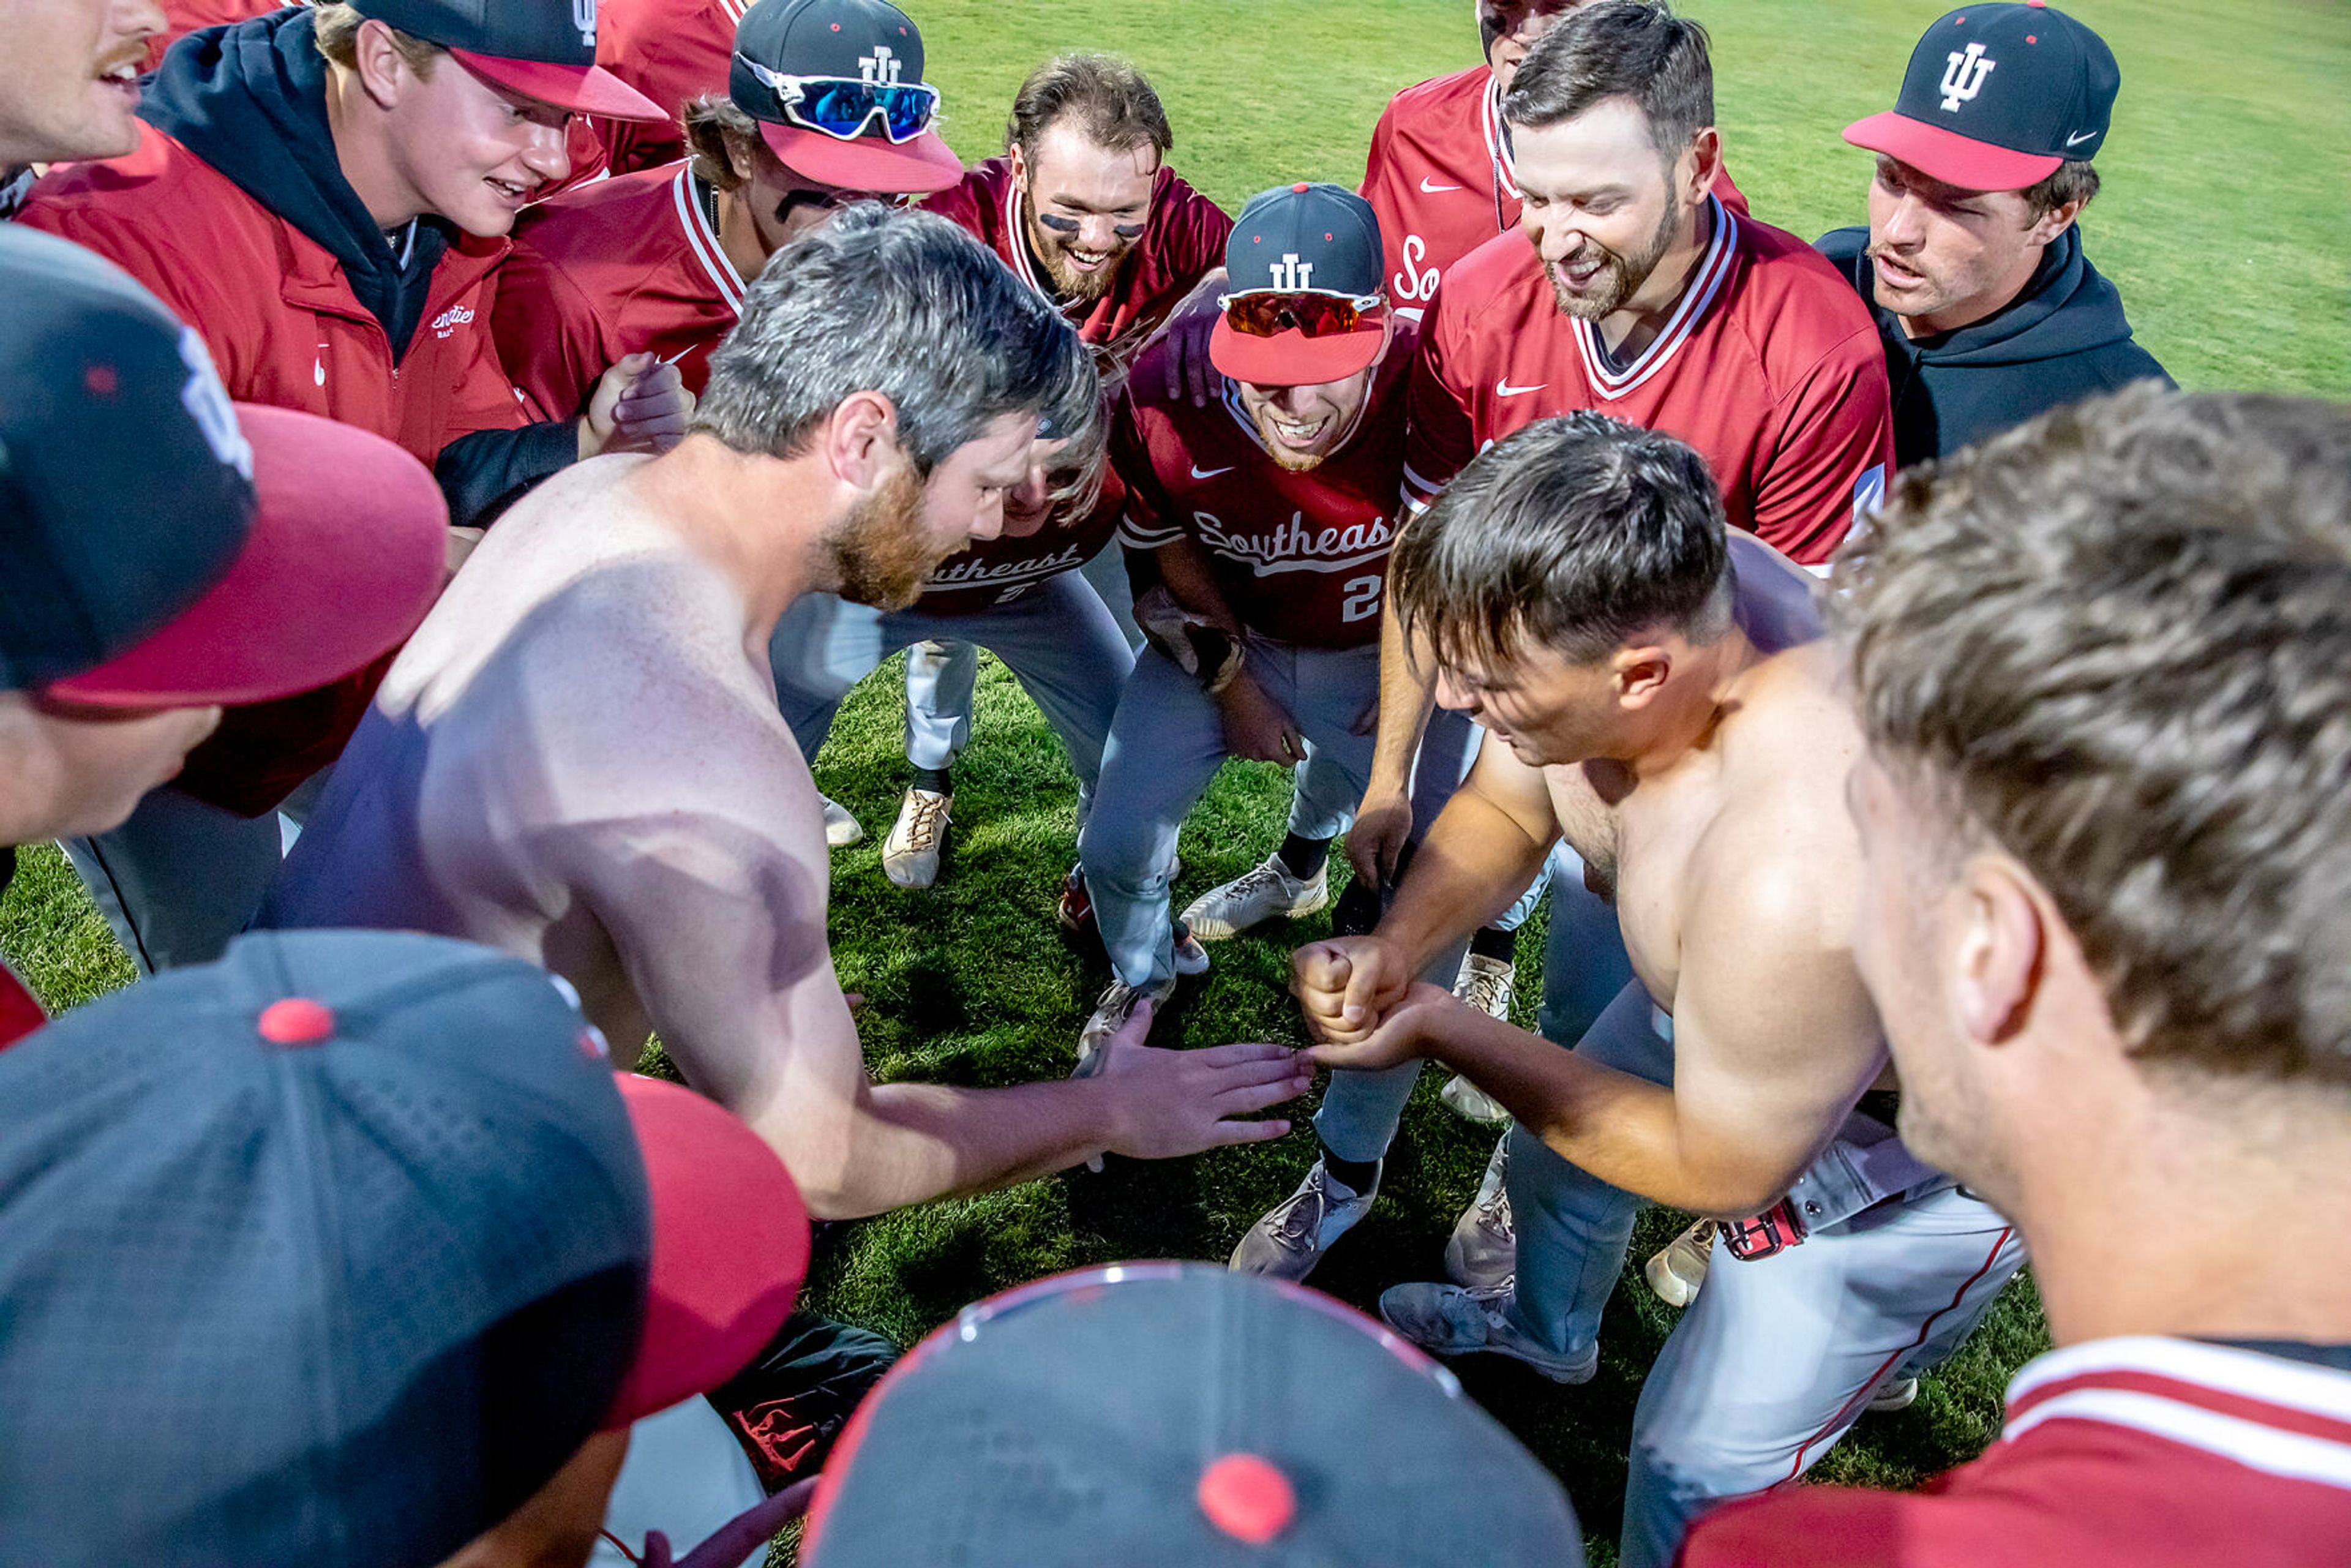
[1209,316,1386,388]
[603,1076,810,1429]
[448,48,667,123]
[45,405,446,709]
[758,121,964,196]
[1842,110,2061,194]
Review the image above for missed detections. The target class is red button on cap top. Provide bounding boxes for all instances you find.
[258,997,335,1046]
[1291,181,1310,193]
[1197,1453,1295,1545]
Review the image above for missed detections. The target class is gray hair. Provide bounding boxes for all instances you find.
[694,204,1100,479]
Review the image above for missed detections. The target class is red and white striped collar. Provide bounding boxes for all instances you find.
[1479,72,1520,203]
[1571,192,1737,402]
[2003,1335,2351,1491]
[672,165,746,320]
[1000,176,1059,306]
[715,0,751,23]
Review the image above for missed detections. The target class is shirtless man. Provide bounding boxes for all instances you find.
[266,206,1310,1220]
[1292,414,2021,1568]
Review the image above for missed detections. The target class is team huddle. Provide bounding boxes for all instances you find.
[2,0,2347,1564]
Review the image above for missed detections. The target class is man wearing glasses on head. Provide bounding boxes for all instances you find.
[1069,183,1414,1065]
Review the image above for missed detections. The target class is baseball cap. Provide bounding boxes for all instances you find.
[1844,2,2120,192]
[801,1264,1584,1565]
[350,0,667,121]
[729,0,962,195]
[1211,182,1389,386]
[0,929,809,1567]
[0,226,446,708]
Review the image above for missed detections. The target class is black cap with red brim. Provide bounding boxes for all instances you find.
[1210,182,1389,387]
[1844,2,2119,193]
[729,0,962,195]
[0,228,446,708]
[350,0,667,121]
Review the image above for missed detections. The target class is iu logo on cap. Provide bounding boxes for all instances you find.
[572,0,597,48]
[860,45,902,84]
[1269,252,1314,290]
[1939,42,1994,112]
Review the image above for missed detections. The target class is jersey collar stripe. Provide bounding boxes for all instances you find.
[2001,1387,2351,1490]
[1573,193,1736,401]
[1219,378,1274,458]
[1003,179,1054,304]
[719,0,751,20]
[1480,75,1520,199]
[672,168,745,317]
[2009,1336,2351,1423]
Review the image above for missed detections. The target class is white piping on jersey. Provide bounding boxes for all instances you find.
[2011,1336,2351,1425]
[1000,178,1063,309]
[1572,193,1737,402]
[2002,1387,2351,1493]
[1479,75,1520,202]
[716,0,751,21]
[672,167,746,318]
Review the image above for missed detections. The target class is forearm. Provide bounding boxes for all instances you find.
[1154,538,1243,635]
[1378,788,1553,971]
[1417,1007,1798,1217]
[1366,604,1434,793]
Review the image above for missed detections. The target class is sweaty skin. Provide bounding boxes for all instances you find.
[271,431,1308,1219]
[1297,536,1887,1217]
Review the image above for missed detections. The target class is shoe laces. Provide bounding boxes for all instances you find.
[902,791,950,850]
[1266,1169,1337,1250]
[1220,860,1294,904]
[1456,961,1512,1018]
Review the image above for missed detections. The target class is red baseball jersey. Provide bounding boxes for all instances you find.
[590,0,743,176]
[492,162,743,422]
[924,157,1232,359]
[1402,196,1892,566]
[1680,1336,2351,1567]
[1360,63,1747,323]
[913,482,1126,617]
[1112,324,1418,650]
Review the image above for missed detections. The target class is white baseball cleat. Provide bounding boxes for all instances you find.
[1229,1158,1379,1281]
[1869,1375,1921,1413]
[881,787,951,888]
[821,795,864,848]
[1440,950,1516,1123]
[1073,974,1176,1078]
[1180,854,1329,941]
[1445,1133,1515,1290]
[1643,1218,1718,1308]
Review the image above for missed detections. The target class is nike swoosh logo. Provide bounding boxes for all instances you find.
[2064,129,2099,147]
[1190,463,1235,479]
[1495,380,1548,398]
[1419,177,1463,193]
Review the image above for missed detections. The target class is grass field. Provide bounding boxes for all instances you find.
[6,2,2349,1561]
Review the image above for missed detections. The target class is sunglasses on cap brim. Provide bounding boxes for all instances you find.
[738,56,940,143]
[1218,288,1385,339]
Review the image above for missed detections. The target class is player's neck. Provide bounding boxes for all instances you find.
[2020,1087,2351,1351]
[1623,626,1759,778]
[711,178,770,289]
[1597,195,1714,360]
[625,434,835,636]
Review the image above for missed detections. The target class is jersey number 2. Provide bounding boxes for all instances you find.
[1341,575,1383,623]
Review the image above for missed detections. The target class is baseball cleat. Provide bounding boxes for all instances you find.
[1644,1218,1718,1308]
[1172,921,1210,977]
[1378,1282,1597,1384]
[1441,950,1517,1122]
[1180,854,1329,941]
[882,787,951,888]
[1868,1375,1921,1413]
[1445,1133,1515,1290]
[821,795,864,848]
[1230,1157,1380,1281]
[1073,974,1176,1078]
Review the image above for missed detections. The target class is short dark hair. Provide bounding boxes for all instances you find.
[1839,383,2351,1091]
[2019,158,2101,219]
[695,206,1100,478]
[1502,1,1714,164]
[681,94,762,193]
[1005,53,1173,164]
[1391,413,1732,673]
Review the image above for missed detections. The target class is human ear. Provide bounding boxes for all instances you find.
[1953,855,2044,1046]
[823,391,899,490]
[1613,643,1673,708]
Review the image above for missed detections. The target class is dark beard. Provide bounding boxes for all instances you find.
[827,463,943,612]
[1023,211,1125,303]
[1545,194,1684,321]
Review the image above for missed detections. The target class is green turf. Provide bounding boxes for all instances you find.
[4,2,2344,1561]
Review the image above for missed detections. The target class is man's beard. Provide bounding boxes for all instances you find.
[1247,402,1334,475]
[1024,208,1130,303]
[827,462,946,612]
[1545,195,1683,321]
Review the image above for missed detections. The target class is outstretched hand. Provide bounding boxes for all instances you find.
[1095,999,1311,1160]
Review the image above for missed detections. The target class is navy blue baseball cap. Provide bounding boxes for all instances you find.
[1846,2,2121,192]
[0,929,808,1567]
[730,0,962,193]
[0,226,447,707]
[350,0,667,119]
[801,1264,1583,1565]
[1212,182,1389,385]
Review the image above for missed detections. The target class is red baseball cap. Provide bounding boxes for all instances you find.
[351,0,668,121]
[605,1075,811,1427]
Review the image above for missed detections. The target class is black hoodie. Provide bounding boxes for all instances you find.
[1817,224,2170,469]
[141,11,576,523]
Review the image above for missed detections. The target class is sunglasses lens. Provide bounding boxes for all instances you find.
[784,79,937,142]
[1224,294,1368,339]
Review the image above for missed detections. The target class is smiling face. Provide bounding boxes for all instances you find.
[1012,122,1157,302]
[1865,155,2075,338]
[1512,99,1690,322]
[1235,365,1379,473]
[0,0,165,167]
[1477,0,1592,98]
[379,53,575,238]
